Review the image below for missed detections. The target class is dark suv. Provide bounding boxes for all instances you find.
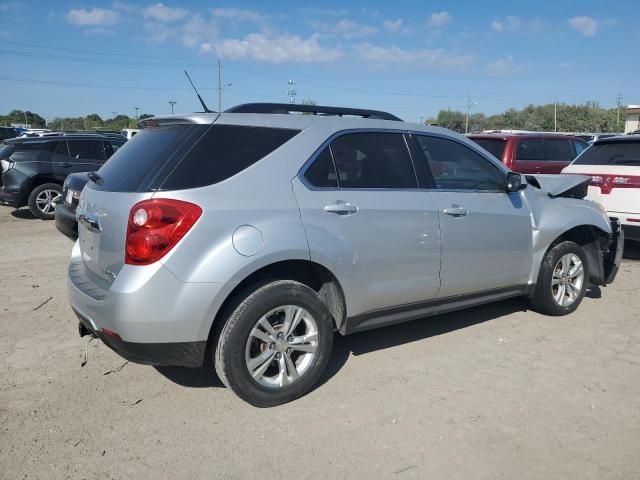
[468,133,588,174]
[0,134,124,219]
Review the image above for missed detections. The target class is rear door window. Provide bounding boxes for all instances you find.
[329,132,417,189]
[516,139,545,161]
[543,138,574,162]
[161,125,300,190]
[104,140,125,159]
[54,141,69,157]
[304,148,338,188]
[68,140,106,162]
[573,140,588,157]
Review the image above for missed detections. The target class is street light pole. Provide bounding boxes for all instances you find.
[134,107,140,120]
[169,100,177,115]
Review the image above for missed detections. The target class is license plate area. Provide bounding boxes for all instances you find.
[79,224,101,266]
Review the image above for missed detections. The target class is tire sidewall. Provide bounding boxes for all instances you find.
[28,183,62,220]
[534,241,589,316]
[215,281,334,407]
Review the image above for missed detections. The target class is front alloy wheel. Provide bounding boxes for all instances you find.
[551,253,585,307]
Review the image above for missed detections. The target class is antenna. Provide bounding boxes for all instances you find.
[184,70,212,113]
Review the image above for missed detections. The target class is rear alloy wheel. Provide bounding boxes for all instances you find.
[215,281,334,407]
[530,241,588,316]
[28,183,62,220]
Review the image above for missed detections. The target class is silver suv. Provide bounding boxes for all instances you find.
[67,103,622,407]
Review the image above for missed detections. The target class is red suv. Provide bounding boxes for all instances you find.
[468,133,589,174]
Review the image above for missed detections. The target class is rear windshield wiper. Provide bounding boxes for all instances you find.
[87,171,104,185]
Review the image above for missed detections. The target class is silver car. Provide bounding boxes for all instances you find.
[67,103,623,407]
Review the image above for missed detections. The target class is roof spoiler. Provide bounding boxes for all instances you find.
[225,103,402,121]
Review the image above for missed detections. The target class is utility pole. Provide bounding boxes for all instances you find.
[217,60,222,112]
[616,93,622,132]
[288,80,296,104]
[465,92,475,134]
[134,107,140,120]
[169,100,177,115]
[419,116,424,125]
[554,99,557,132]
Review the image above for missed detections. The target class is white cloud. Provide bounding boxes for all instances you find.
[212,8,264,23]
[143,3,189,22]
[143,13,216,47]
[355,43,474,70]
[568,16,598,36]
[427,11,451,28]
[382,18,403,33]
[491,16,522,32]
[66,8,118,26]
[207,33,342,64]
[311,18,377,39]
[486,55,522,75]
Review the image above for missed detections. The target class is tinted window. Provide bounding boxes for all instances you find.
[13,141,58,152]
[68,140,105,161]
[54,141,69,156]
[544,138,573,162]
[469,138,506,161]
[329,133,416,189]
[163,125,299,190]
[573,140,588,156]
[104,140,124,159]
[572,142,640,166]
[516,138,545,161]
[417,136,505,191]
[96,125,205,192]
[304,148,338,188]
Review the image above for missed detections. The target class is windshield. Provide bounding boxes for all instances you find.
[573,142,640,166]
[469,138,506,161]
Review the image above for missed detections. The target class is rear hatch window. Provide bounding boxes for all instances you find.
[573,142,640,166]
[93,123,300,192]
[469,138,506,160]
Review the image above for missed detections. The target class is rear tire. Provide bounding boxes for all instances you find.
[28,183,62,220]
[214,280,334,407]
[530,241,588,316]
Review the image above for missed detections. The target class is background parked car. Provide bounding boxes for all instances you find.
[0,133,124,219]
[468,133,588,174]
[562,135,640,243]
[54,172,88,238]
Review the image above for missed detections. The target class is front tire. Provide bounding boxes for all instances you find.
[530,241,588,316]
[214,281,334,407]
[28,183,62,220]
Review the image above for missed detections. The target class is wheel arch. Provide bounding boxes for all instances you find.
[208,259,347,347]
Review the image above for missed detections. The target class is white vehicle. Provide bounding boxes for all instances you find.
[121,128,140,140]
[562,136,640,242]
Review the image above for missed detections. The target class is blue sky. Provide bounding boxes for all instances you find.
[1,0,638,122]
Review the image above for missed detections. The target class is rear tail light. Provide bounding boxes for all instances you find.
[0,159,14,173]
[125,198,202,265]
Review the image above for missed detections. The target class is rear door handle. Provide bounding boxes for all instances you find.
[442,205,468,217]
[324,201,358,215]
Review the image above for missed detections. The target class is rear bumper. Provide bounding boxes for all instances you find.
[75,309,206,367]
[54,201,78,239]
[66,241,227,368]
[622,224,640,243]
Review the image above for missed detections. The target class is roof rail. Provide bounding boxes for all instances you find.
[225,103,402,121]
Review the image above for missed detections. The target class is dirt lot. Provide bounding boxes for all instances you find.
[1,206,639,480]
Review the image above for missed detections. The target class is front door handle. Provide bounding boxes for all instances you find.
[442,205,468,217]
[324,201,358,215]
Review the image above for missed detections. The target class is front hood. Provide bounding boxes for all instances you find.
[525,174,591,198]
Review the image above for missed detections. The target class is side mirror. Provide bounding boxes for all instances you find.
[506,172,526,192]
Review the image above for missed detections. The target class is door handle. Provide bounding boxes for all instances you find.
[324,201,358,215]
[442,205,468,217]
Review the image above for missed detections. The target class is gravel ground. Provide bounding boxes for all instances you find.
[1,206,639,480]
